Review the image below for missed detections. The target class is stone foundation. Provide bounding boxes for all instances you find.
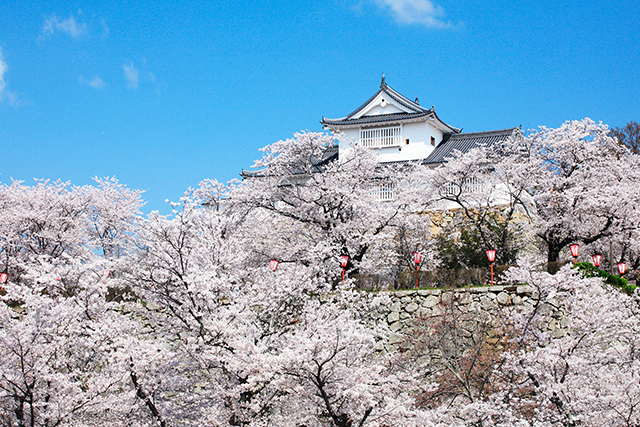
[371,285,568,351]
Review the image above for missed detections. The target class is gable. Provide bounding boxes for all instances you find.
[352,92,414,119]
[321,76,461,134]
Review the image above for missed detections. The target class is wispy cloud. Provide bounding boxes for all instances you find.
[42,14,87,38]
[80,74,106,89]
[374,0,457,28]
[0,50,7,96]
[100,18,110,38]
[121,59,162,94]
[123,62,139,89]
[0,49,18,105]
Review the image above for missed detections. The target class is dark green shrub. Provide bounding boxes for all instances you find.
[435,212,524,270]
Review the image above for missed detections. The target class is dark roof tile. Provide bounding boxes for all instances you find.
[423,128,519,165]
[322,111,432,126]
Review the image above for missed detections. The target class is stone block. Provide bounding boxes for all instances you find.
[389,321,403,332]
[468,301,482,313]
[480,296,498,310]
[405,302,419,313]
[396,290,416,297]
[388,334,404,344]
[417,307,431,317]
[457,292,472,305]
[496,292,511,305]
[423,295,439,308]
[517,285,533,295]
[431,305,444,316]
[521,302,535,315]
[387,311,400,323]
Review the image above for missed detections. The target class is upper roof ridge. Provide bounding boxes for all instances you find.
[320,77,461,134]
[449,127,520,138]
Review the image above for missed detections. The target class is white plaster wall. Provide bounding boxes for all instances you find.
[337,121,445,163]
[352,93,404,118]
[366,104,404,116]
[339,128,359,143]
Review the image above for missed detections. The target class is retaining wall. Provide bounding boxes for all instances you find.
[369,285,568,351]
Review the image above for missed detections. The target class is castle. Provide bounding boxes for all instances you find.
[321,76,519,167]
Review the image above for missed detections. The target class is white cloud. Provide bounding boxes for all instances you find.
[123,62,139,89]
[0,49,18,105]
[42,15,87,38]
[374,0,455,27]
[80,74,106,89]
[121,59,162,94]
[0,50,7,95]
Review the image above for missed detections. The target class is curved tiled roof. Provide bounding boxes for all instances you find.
[321,77,461,133]
[322,111,432,126]
[423,127,520,165]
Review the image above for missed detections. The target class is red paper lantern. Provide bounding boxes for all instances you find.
[270,259,279,272]
[617,262,626,275]
[486,249,496,287]
[413,252,422,265]
[569,244,580,258]
[340,255,349,268]
[592,254,602,267]
[0,272,8,284]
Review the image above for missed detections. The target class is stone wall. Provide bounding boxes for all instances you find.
[371,285,569,351]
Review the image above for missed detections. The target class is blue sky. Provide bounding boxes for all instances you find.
[1,0,638,214]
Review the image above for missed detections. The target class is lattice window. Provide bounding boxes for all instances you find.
[445,177,483,196]
[360,126,402,148]
[374,182,396,202]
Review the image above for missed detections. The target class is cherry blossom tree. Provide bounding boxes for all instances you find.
[82,176,145,259]
[500,262,640,427]
[231,131,413,280]
[121,179,429,426]
[420,119,640,266]
[0,271,143,427]
[0,178,144,285]
[514,119,640,263]
[414,140,530,268]
[2,121,640,427]
[245,288,428,427]
[0,178,149,426]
